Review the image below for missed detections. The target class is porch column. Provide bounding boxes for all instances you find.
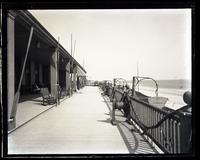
[30,61,35,85]
[22,57,25,85]
[7,11,16,130]
[66,62,70,94]
[73,65,77,92]
[39,63,43,85]
[50,48,57,97]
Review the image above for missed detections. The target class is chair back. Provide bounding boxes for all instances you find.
[40,88,50,97]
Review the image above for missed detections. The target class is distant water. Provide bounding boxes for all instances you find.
[128,79,191,90]
[127,79,191,110]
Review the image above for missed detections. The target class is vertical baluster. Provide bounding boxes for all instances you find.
[160,113,162,145]
[141,103,143,124]
[134,101,136,120]
[148,107,151,135]
[154,110,156,139]
[150,108,153,136]
[169,119,172,153]
[177,122,181,154]
[172,120,175,153]
[157,112,159,142]
[165,119,169,152]
[147,107,150,130]
[155,111,157,141]
[150,108,153,135]
[143,105,145,125]
[151,109,153,138]
[157,112,160,144]
[148,107,150,137]
[152,109,155,137]
[143,105,145,124]
[133,101,136,120]
[145,106,147,126]
[132,100,135,120]
[159,114,162,147]
[147,107,150,141]
[147,107,149,131]
[160,113,163,146]
[159,113,162,145]
[131,101,133,120]
[153,110,155,139]
[136,101,138,122]
[152,110,155,139]
[156,111,158,140]
[141,104,143,124]
[174,121,177,153]
[166,118,170,152]
[136,101,138,121]
[137,102,139,123]
[162,116,166,150]
[170,119,174,153]
[137,102,140,122]
[146,106,148,127]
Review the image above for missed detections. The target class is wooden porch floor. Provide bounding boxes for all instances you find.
[8,86,157,154]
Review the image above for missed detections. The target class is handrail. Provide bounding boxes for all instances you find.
[129,96,190,134]
[114,78,127,87]
[129,95,191,153]
[133,76,159,97]
[109,86,192,153]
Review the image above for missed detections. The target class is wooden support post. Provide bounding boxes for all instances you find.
[132,76,136,96]
[9,27,34,130]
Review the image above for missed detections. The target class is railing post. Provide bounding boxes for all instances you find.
[178,111,192,153]
[113,78,116,87]
[111,79,116,101]
[132,77,135,96]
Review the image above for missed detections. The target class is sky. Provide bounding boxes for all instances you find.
[29,9,191,81]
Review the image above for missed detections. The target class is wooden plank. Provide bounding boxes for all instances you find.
[8,86,128,154]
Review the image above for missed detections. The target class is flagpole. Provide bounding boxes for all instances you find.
[70,33,73,96]
[73,40,76,58]
[83,58,85,68]
[137,61,139,91]
[73,40,76,91]
[55,37,59,106]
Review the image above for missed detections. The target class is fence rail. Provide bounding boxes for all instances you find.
[129,96,191,153]
[101,83,192,154]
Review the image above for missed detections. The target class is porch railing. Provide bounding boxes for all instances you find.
[110,88,192,154]
[129,96,191,154]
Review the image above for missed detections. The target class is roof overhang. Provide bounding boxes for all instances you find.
[10,10,86,73]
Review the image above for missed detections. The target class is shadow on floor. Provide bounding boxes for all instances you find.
[102,94,158,154]
[76,91,83,94]
[30,99,42,103]
[97,118,111,124]
[97,117,126,125]
[19,94,42,103]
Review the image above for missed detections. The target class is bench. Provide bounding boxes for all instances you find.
[40,88,55,105]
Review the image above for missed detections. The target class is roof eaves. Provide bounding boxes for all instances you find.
[13,10,87,73]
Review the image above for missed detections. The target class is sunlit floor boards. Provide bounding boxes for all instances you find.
[102,96,157,154]
[8,86,129,154]
[15,95,54,128]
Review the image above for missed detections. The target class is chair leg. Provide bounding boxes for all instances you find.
[47,98,50,105]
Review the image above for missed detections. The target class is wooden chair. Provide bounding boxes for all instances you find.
[40,88,55,105]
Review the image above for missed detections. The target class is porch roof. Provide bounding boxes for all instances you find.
[11,10,86,74]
